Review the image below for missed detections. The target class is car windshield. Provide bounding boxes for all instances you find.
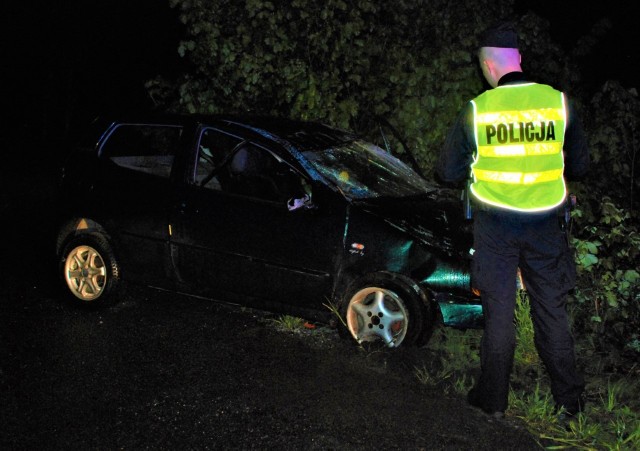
[302,140,434,199]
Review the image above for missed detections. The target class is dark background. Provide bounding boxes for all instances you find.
[5,1,637,154]
[6,1,184,146]
[518,1,637,90]
[1,4,635,448]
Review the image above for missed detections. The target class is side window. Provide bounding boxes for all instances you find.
[101,124,182,178]
[225,144,306,202]
[195,128,244,190]
[195,129,305,202]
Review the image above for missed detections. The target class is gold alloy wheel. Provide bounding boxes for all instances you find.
[64,245,107,301]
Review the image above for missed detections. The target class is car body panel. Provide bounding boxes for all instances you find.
[169,182,346,307]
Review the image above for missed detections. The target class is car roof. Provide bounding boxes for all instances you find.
[94,113,358,152]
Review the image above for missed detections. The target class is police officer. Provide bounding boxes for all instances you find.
[436,22,589,418]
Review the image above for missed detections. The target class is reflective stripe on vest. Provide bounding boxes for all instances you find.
[470,83,567,212]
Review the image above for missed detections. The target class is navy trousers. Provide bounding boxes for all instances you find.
[470,209,584,413]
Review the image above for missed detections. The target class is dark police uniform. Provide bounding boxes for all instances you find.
[436,71,590,415]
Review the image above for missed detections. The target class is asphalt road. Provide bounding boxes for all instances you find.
[0,158,541,450]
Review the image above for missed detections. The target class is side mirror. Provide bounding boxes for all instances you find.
[286,174,316,211]
[287,194,315,211]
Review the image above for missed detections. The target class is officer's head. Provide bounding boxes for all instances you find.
[477,22,522,88]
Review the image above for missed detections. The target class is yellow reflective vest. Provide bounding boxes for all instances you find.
[470,83,567,212]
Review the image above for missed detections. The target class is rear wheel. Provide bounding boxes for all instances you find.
[340,274,433,348]
[59,234,121,308]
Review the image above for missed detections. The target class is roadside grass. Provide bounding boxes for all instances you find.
[323,300,347,328]
[269,314,306,331]
[419,291,640,450]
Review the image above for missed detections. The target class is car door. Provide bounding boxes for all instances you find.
[169,127,347,308]
[95,122,183,286]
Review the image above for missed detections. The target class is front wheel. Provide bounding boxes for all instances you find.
[59,233,121,308]
[340,274,433,348]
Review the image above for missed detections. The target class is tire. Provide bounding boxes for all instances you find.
[59,233,122,308]
[339,273,434,349]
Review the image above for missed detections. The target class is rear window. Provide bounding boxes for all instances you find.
[100,124,183,178]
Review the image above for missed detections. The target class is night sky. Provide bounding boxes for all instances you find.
[6,1,637,150]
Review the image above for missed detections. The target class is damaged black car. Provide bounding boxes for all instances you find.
[55,114,481,348]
